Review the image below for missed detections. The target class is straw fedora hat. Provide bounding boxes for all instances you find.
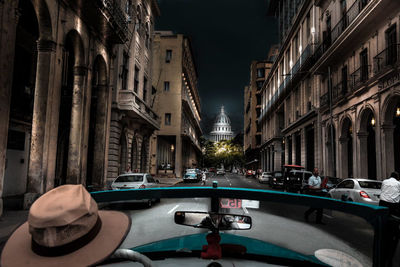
[1,184,131,267]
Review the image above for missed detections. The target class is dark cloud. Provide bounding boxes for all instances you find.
[155,0,278,135]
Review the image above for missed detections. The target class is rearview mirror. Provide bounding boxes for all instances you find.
[174,211,252,230]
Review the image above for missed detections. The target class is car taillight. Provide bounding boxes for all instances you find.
[139,184,146,189]
[359,191,370,198]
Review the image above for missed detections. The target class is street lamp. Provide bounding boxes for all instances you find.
[396,107,400,117]
[370,117,376,126]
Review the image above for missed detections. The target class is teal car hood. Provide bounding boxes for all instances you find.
[131,232,325,265]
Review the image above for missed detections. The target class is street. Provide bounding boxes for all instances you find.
[110,172,394,267]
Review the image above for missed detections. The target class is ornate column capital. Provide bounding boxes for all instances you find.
[381,124,396,132]
[37,39,56,52]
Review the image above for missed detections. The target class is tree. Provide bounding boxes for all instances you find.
[201,139,244,170]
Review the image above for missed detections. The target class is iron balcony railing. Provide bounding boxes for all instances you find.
[349,65,371,91]
[331,0,370,45]
[320,92,329,108]
[374,44,400,74]
[332,80,350,102]
[99,0,129,43]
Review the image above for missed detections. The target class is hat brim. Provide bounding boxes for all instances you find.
[1,210,131,267]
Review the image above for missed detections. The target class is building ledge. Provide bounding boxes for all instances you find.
[281,110,316,134]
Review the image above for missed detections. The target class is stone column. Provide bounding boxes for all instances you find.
[91,84,108,189]
[175,134,182,178]
[24,39,56,209]
[339,136,348,179]
[357,132,369,178]
[0,1,20,216]
[66,66,87,184]
[381,124,395,178]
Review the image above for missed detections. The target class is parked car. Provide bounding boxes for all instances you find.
[184,169,201,182]
[282,165,312,192]
[269,171,284,188]
[111,173,159,207]
[246,170,254,177]
[259,172,272,183]
[216,169,225,175]
[328,178,382,205]
[323,176,342,190]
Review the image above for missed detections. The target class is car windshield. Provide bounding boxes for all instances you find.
[93,188,385,267]
[275,173,282,177]
[114,175,144,183]
[358,181,382,189]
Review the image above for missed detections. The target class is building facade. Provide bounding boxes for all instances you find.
[245,60,273,170]
[0,0,144,215]
[261,0,400,180]
[107,0,160,186]
[210,106,234,142]
[150,31,202,178]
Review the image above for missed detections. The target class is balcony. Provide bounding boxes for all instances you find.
[312,0,400,72]
[332,80,350,103]
[374,44,400,74]
[331,0,370,45]
[320,92,329,108]
[117,90,159,129]
[259,43,316,122]
[349,65,371,91]
[67,0,129,44]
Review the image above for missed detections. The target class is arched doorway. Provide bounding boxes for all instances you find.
[119,131,128,174]
[359,108,377,179]
[55,30,85,186]
[131,137,138,171]
[86,56,108,188]
[382,96,400,175]
[4,0,39,201]
[326,124,336,177]
[140,138,149,173]
[340,117,353,178]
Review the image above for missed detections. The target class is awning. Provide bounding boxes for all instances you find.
[245,159,258,165]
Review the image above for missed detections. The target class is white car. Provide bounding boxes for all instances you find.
[111,173,159,207]
[259,172,272,183]
[217,169,225,175]
[328,178,382,205]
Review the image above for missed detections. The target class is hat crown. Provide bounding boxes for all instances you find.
[29,184,96,228]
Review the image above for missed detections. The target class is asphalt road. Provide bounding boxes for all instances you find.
[106,173,400,266]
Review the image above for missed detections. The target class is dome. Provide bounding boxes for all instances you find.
[214,106,231,125]
[209,106,234,142]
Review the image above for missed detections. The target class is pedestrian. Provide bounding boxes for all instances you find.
[304,168,325,225]
[1,184,130,267]
[202,171,207,185]
[379,171,400,267]
[125,166,132,174]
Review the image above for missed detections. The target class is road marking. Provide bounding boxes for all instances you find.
[323,214,333,219]
[243,207,249,214]
[167,204,179,214]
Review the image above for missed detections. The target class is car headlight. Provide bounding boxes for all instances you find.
[287,178,289,180]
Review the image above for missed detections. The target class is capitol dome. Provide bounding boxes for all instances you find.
[209,106,234,142]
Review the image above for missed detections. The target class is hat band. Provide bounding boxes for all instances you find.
[31,217,102,257]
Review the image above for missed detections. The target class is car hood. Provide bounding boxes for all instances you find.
[130,232,326,265]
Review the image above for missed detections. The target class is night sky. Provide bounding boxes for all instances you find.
[155,0,278,136]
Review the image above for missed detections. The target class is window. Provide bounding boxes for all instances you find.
[165,113,171,125]
[134,66,139,93]
[166,50,172,63]
[143,77,147,102]
[121,52,129,90]
[256,68,264,78]
[256,81,263,90]
[164,81,170,91]
[341,65,348,94]
[360,48,368,82]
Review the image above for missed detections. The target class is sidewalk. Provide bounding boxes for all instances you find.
[0,210,29,255]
